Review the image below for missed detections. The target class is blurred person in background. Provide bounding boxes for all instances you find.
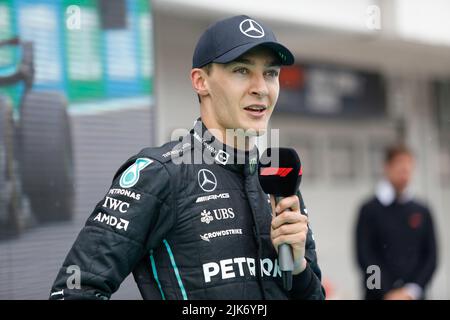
[49,15,325,300]
[355,145,437,300]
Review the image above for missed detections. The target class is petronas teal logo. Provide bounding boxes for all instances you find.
[119,158,153,188]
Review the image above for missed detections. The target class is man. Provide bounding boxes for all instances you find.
[50,15,325,300]
[355,145,437,300]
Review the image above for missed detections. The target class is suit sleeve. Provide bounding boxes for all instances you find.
[355,202,393,297]
[49,154,175,300]
[289,191,326,300]
[411,207,437,289]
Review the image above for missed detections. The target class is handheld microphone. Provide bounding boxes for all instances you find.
[258,147,302,291]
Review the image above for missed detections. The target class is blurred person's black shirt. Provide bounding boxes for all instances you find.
[355,181,437,300]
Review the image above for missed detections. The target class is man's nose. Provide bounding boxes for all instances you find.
[249,73,269,98]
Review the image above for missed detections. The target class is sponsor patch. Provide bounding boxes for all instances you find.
[200,208,235,224]
[203,257,281,283]
[162,143,191,158]
[196,193,230,203]
[201,210,214,224]
[119,158,153,188]
[102,196,130,213]
[108,188,141,201]
[93,212,129,231]
[197,169,217,192]
[200,228,242,242]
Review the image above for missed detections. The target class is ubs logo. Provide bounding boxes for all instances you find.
[200,208,235,224]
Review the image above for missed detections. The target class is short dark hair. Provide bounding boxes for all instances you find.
[197,63,212,103]
[384,144,414,164]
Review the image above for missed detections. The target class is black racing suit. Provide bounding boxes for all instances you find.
[50,119,325,300]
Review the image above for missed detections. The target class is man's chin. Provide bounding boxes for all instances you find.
[236,126,266,137]
[241,120,269,136]
[223,119,269,137]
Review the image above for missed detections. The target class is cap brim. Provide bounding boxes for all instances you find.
[212,41,294,66]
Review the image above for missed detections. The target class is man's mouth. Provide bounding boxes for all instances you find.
[243,105,268,116]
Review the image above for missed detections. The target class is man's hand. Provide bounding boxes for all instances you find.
[383,287,414,300]
[270,195,308,275]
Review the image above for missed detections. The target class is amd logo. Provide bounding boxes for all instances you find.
[93,213,129,231]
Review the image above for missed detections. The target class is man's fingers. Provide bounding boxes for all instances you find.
[271,222,308,239]
[274,195,299,215]
[272,233,307,248]
[271,210,307,229]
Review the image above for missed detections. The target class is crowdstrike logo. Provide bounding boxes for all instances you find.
[200,228,242,242]
[239,19,265,38]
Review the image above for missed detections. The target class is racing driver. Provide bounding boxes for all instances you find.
[50,15,325,300]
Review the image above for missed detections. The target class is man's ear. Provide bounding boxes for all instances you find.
[191,68,209,98]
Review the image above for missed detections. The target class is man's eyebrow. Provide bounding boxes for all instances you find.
[230,58,281,67]
[232,58,254,65]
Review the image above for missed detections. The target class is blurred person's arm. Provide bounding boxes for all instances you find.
[355,202,393,298]
[49,151,174,300]
[406,206,438,299]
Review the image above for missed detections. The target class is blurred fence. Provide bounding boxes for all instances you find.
[0,0,154,299]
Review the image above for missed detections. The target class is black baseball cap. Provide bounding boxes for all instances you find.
[192,15,295,68]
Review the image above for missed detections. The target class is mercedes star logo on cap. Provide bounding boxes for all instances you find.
[239,19,265,38]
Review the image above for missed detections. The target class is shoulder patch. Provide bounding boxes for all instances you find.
[139,137,193,164]
[119,158,153,188]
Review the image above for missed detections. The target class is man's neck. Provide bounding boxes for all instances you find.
[201,115,256,152]
[394,188,406,199]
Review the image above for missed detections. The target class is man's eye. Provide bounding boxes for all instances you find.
[234,67,249,74]
[265,70,279,78]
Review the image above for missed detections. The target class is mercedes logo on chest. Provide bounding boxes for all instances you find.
[198,169,217,192]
